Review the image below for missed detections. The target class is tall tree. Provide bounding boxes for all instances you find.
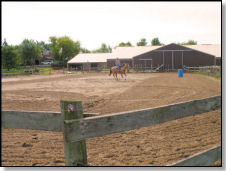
[93,43,112,53]
[37,41,51,50]
[57,36,74,61]
[74,41,81,55]
[49,36,81,62]
[2,38,8,46]
[118,42,132,47]
[49,36,59,60]
[177,40,197,45]
[118,42,126,47]
[136,38,147,46]
[151,37,162,45]
[2,41,20,70]
[186,40,197,45]
[80,48,91,53]
[19,39,42,65]
[125,42,132,46]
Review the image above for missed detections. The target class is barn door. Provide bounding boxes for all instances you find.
[165,52,172,70]
[174,51,182,69]
[146,60,152,70]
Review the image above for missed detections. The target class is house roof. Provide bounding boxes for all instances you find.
[110,46,162,59]
[111,44,221,59]
[68,53,112,64]
[67,44,221,64]
[184,44,221,57]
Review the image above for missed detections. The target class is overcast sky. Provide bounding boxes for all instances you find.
[2,2,221,50]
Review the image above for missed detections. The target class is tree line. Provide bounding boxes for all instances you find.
[1,36,197,70]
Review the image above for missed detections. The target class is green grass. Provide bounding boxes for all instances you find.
[2,67,53,77]
[2,68,24,74]
[39,67,52,72]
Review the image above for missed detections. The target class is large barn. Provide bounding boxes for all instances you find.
[132,43,220,71]
[67,43,220,71]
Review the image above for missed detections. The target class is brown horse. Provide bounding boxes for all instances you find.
[109,63,129,80]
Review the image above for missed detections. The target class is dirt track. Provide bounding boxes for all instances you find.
[1,72,221,166]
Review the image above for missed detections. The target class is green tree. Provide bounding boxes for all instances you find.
[176,42,184,45]
[57,36,76,61]
[13,45,22,66]
[2,38,8,46]
[151,37,162,45]
[118,42,132,47]
[80,48,91,53]
[49,36,81,66]
[2,42,19,70]
[125,42,132,46]
[118,42,126,47]
[74,41,81,55]
[136,38,147,46]
[177,40,197,45]
[186,40,197,45]
[19,39,42,65]
[93,43,112,53]
[49,36,59,60]
[37,41,50,50]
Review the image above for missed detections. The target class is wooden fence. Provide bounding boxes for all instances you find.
[2,96,221,166]
[2,70,51,77]
[183,65,221,75]
[134,64,165,73]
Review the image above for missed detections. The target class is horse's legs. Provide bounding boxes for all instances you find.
[113,72,116,80]
[114,74,117,80]
[124,72,127,80]
[121,73,123,79]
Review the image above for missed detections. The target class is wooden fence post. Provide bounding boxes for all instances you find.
[61,100,87,166]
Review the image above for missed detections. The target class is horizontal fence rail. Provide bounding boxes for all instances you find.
[2,111,62,132]
[2,95,221,166]
[168,145,221,166]
[183,65,221,73]
[2,110,99,132]
[64,96,220,142]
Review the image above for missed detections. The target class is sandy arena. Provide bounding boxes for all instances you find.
[1,72,221,166]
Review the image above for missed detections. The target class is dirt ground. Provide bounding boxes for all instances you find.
[1,72,221,166]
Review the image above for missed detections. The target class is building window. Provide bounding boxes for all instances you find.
[91,63,98,68]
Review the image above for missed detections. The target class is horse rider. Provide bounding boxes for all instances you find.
[115,57,121,72]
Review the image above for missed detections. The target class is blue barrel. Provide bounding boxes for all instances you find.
[178,69,183,77]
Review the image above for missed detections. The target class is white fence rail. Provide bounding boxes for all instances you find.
[183,65,221,74]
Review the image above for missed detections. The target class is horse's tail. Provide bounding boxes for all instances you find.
[109,68,112,76]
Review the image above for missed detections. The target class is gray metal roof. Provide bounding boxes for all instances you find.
[185,44,221,57]
[67,44,221,64]
[110,46,162,59]
[68,53,112,64]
